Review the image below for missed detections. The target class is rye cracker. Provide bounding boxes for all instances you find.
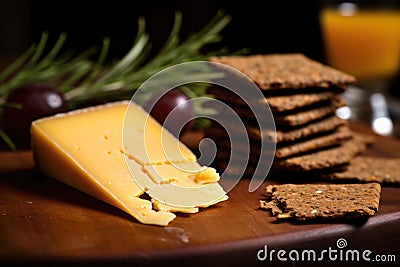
[267,92,336,112]
[260,183,381,222]
[275,127,353,159]
[274,97,345,126]
[321,156,400,184]
[209,53,356,91]
[207,86,336,113]
[273,135,367,171]
[204,115,348,145]
[251,116,348,143]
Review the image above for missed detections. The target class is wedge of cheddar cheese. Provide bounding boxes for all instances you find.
[31,101,228,226]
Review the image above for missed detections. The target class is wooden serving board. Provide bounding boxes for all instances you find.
[0,122,399,266]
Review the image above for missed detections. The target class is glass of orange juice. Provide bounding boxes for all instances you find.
[319,0,400,133]
[320,0,400,87]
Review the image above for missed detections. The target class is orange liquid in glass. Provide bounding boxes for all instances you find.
[320,9,400,82]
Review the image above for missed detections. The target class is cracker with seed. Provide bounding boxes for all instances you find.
[272,116,348,142]
[273,135,367,171]
[207,86,336,113]
[251,116,348,143]
[260,183,381,222]
[267,92,336,112]
[274,96,345,126]
[321,156,400,184]
[209,53,356,91]
[275,127,353,159]
[205,115,348,145]
[208,92,345,124]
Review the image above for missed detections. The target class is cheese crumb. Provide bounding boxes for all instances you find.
[192,167,219,184]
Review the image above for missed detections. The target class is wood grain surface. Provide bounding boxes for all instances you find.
[0,122,399,267]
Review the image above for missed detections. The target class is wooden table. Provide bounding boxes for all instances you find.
[1,122,399,266]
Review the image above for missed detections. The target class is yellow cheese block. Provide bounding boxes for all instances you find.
[31,101,228,226]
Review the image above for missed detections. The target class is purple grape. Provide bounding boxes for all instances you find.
[144,89,195,137]
[3,84,69,149]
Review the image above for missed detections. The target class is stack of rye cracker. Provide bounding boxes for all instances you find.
[205,53,399,184]
[204,53,400,223]
[206,53,357,177]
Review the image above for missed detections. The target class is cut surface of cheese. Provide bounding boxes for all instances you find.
[140,161,216,186]
[123,102,196,165]
[125,159,228,208]
[31,101,228,226]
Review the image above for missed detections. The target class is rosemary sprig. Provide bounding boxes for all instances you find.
[0,10,243,149]
[0,10,234,105]
[63,10,234,109]
[0,32,96,100]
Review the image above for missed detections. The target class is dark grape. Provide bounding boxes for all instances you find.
[144,89,195,137]
[3,84,69,149]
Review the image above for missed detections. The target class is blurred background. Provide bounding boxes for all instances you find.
[0,0,324,65]
[1,0,400,135]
